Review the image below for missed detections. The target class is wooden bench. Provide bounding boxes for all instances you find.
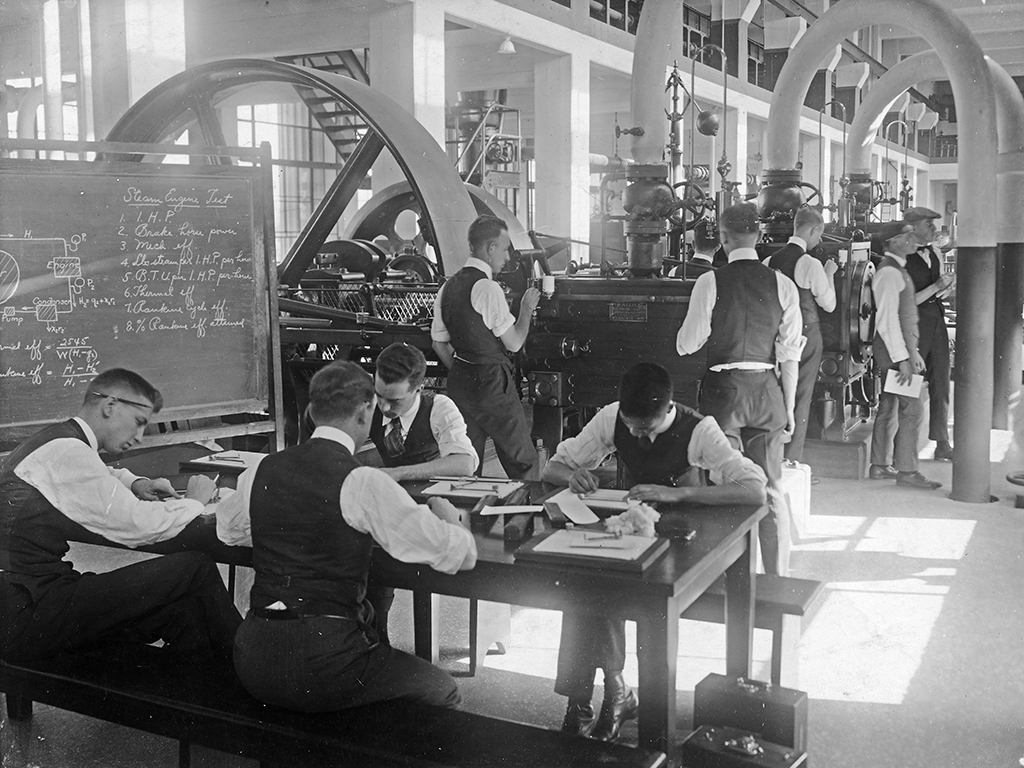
[681,575,824,688]
[0,646,666,768]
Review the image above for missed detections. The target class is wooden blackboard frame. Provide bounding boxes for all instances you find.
[0,139,283,452]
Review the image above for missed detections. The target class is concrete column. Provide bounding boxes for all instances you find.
[534,52,590,266]
[89,0,186,139]
[710,0,759,80]
[807,46,842,113]
[762,17,806,94]
[41,0,64,148]
[727,107,749,198]
[369,0,447,192]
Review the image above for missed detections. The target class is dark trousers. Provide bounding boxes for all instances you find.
[554,613,627,700]
[786,325,822,463]
[0,551,241,662]
[234,612,460,712]
[700,368,790,575]
[447,360,536,479]
[364,581,395,645]
[918,306,951,443]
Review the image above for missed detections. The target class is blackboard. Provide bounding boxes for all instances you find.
[0,159,275,432]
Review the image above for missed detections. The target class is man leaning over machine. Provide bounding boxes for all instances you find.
[543,362,767,741]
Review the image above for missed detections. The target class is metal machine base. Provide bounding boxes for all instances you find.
[803,423,872,479]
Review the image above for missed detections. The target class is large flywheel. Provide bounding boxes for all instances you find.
[104,58,478,283]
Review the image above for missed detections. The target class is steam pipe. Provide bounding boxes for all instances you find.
[630,0,687,165]
[688,43,730,202]
[817,100,847,212]
[845,51,1024,428]
[764,0,997,502]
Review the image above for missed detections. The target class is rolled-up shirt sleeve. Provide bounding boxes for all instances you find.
[688,416,767,492]
[342,466,476,574]
[676,272,716,356]
[15,438,205,548]
[430,394,479,469]
[471,280,515,337]
[430,285,450,343]
[872,267,910,363]
[548,404,619,471]
[774,272,805,363]
[799,256,836,313]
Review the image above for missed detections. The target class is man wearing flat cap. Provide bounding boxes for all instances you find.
[868,220,942,490]
[677,202,803,575]
[903,207,954,462]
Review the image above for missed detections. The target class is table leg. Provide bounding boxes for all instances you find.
[412,590,440,664]
[635,604,678,755]
[724,520,757,678]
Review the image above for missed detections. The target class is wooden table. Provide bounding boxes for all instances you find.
[371,484,765,755]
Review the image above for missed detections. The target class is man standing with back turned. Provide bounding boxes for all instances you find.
[431,215,540,479]
[763,206,838,463]
[676,203,803,575]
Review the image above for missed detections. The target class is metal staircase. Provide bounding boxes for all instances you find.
[275,50,371,162]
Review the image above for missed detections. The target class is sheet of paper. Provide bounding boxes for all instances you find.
[422,480,523,500]
[883,369,924,398]
[547,488,600,525]
[533,529,657,561]
[479,505,543,517]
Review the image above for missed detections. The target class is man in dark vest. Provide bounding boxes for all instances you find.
[370,342,477,482]
[904,207,955,462]
[366,342,477,641]
[0,368,240,665]
[670,218,720,278]
[676,202,803,576]
[221,361,477,712]
[431,215,540,479]
[868,221,943,490]
[763,206,838,463]
[543,362,767,741]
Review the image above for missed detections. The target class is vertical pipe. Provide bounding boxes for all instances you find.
[994,243,1024,428]
[41,0,64,154]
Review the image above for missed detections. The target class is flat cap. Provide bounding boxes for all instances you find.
[877,219,913,243]
[717,203,760,234]
[903,206,941,223]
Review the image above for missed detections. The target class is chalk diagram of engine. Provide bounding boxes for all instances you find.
[0,236,100,385]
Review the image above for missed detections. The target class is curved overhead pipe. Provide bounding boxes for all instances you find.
[845,51,1024,427]
[630,0,688,164]
[763,0,997,502]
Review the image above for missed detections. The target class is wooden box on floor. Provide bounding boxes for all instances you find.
[681,725,807,767]
[693,674,808,752]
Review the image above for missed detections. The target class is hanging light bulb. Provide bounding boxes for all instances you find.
[497,36,517,55]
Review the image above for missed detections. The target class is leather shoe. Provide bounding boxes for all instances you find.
[933,444,954,462]
[590,672,638,742]
[561,698,596,737]
[895,471,942,490]
[868,464,898,480]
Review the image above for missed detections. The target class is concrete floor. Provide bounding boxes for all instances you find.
[4,423,1024,767]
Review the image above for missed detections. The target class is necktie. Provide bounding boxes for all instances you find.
[384,417,405,458]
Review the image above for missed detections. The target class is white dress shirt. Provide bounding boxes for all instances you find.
[12,417,205,548]
[387,392,479,470]
[215,426,476,575]
[430,257,514,343]
[676,247,804,368]
[872,251,912,363]
[549,403,767,492]
[765,236,836,312]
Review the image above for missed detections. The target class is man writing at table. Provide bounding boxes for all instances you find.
[366,342,478,641]
[0,368,239,666]
[542,362,767,741]
[216,361,478,712]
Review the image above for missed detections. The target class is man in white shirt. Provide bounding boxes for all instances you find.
[763,206,838,462]
[0,368,239,664]
[219,361,477,711]
[676,203,803,575]
[868,220,942,490]
[431,215,541,479]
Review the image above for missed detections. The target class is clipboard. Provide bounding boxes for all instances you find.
[514,529,670,573]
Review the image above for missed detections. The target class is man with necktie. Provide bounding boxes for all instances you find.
[903,207,954,462]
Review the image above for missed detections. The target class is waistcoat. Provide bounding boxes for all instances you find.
[707,261,782,367]
[248,439,369,616]
[769,245,821,330]
[873,255,919,369]
[369,391,439,468]
[905,246,945,316]
[440,267,508,365]
[613,404,701,487]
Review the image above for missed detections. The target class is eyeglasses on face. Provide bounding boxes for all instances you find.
[90,391,152,410]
